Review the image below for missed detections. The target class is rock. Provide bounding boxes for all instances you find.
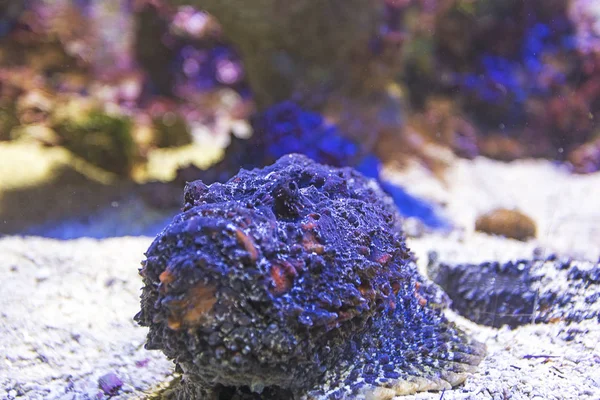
[475,208,537,241]
[98,372,123,396]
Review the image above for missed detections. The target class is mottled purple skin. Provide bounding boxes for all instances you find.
[136,154,484,399]
[429,253,600,329]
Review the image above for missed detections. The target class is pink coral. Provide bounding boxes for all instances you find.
[569,0,600,55]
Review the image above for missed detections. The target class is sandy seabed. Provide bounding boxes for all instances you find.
[1,157,599,400]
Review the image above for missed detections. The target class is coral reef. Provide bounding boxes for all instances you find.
[399,0,600,166]
[141,101,362,207]
[146,99,193,149]
[53,105,136,176]
[477,134,527,161]
[164,0,381,108]
[197,101,365,181]
[4,0,600,199]
[3,0,600,238]
[3,0,600,180]
[145,102,447,228]
[475,208,537,242]
[428,253,600,329]
[136,154,484,399]
[568,135,600,173]
[0,0,250,180]
[162,0,407,159]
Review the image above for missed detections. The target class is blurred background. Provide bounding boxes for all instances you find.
[1,0,599,239]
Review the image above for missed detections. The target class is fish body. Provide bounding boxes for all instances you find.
[136,154,484,399]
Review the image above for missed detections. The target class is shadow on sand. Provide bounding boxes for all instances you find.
[0,165,177,239]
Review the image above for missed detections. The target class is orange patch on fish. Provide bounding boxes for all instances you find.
[302,231,324,254]
[302,221,317,230]
[376,253,392,266]
[234,228,259,261]
[270,261,297,295]
[159,270,175,285]
[165,283,217,330]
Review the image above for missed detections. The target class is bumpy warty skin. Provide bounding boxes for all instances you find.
[428,253,600,329]
[135,154,485,399]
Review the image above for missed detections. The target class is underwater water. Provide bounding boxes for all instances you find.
[0,1,599,400]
